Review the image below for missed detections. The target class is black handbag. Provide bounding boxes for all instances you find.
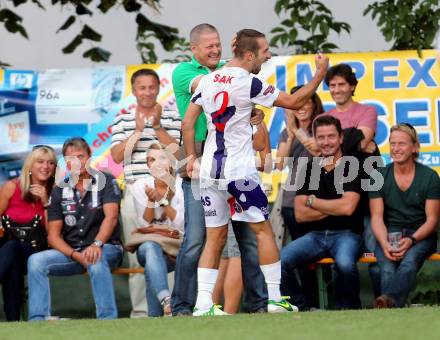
[1,214,48,251]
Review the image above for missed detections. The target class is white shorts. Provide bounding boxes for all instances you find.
[200,173,269,227]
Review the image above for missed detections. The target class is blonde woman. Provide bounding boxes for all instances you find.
[130,143,184,317]
[0,145,57,321]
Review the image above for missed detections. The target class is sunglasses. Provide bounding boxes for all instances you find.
[62,137,88,148]
[395,122,416,131]
[32,144,55,151]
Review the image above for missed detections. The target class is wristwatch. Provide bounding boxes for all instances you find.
[305,194,316,208]
[160,199,169,207]
[408,235,417,246]
[93,239,103,248]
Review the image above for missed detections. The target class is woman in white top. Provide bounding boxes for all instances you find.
[132,143,184,317]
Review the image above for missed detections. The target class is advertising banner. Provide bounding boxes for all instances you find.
[1,50,439,201]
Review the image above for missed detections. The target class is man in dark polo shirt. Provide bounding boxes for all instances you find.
[281,115,364,309]
[27,137,123,321]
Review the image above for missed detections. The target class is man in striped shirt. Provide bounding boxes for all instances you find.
[111,68,181,318]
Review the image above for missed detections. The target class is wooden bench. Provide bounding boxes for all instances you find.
[111,268,144,275]
[313,253,440,309]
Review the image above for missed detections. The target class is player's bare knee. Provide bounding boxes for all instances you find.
[206,225,228,250]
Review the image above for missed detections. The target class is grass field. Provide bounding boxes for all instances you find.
[0,307,439,340]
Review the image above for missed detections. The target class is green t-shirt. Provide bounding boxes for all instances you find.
[172,56,225,142]
[369,162,440,230]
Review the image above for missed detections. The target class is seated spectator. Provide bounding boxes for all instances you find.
[128,143,184,317]
[370,123,440,308]
[281,115,364,310]
[0,145,56,321]
[27,137,123,321]
[275,86,323,310]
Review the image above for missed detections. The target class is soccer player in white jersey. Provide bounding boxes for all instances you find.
[182,29,329,315]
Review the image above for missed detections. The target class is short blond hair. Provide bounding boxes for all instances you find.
[390,123,420,159]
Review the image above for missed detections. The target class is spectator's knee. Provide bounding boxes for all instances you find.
[280,243,302,272]
[139,241,161,263]
[280,249,291,272]
[87,257,109,276]
[27,253,47,275]
[398,258,419,274]
[184,227,205,248]
[2,240,21,255]
[336,258,358,275]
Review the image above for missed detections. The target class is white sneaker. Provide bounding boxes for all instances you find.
[267,298,299,313]
[45,316,71,321]
[193,304,230,316]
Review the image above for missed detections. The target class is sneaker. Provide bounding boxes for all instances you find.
[174,310,192,316]
[193,304,229,316]
[267,297,299,313]
[373,295,395,308]
[250,307,267,314]
[45,316,71,321]
[161,296,172,317]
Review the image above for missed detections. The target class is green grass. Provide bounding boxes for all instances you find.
[1,307,439,340]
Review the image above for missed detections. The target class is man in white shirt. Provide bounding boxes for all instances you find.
[111,68,180,317]
[182,29,329,315]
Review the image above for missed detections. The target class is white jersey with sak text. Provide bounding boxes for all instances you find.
[191,66,279,181]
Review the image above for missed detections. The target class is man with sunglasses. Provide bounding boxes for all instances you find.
[27,137,123,320]
[370,124,440,308]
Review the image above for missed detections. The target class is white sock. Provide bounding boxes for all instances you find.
[195,268,218,310]
[260,261,282,302]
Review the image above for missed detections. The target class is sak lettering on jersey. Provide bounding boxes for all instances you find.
[213,74,235,84]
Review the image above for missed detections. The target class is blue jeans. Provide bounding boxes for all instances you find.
[375,233,436,307]
[281,230,363,309]
[27,244,122,321]
[171,179,267,314]
[136,241,175,317]
[363,215,381,297]
[281,206,303,241]
[171,180,206,315]
[280,206,318,310]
